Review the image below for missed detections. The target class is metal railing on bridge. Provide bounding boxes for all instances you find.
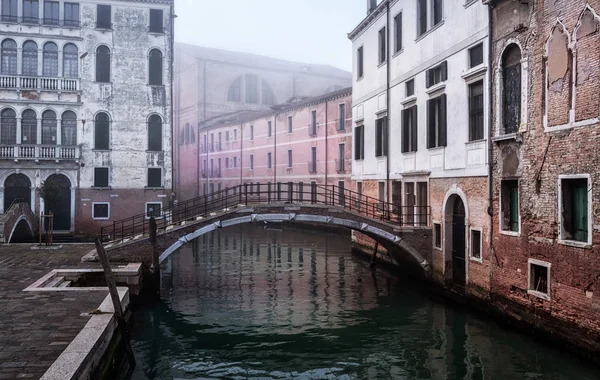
[100,183,430,244]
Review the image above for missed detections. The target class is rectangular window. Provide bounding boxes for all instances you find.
[298,182,304,202]
[401,105,418,153]
[94,167,109,187]
[311,181,317,203]
[406,79,415,97]
[375,118,387,157]
[357,46,364,79]
[337,143,345,172]
[43,0,59,25]
[210,159,214,177]
[23,0,39,24]
[149,9,163,33]
[501,180,519,232]
[357,182,363,205]
[354,125,365,160]
[218,132,222,150]
[146,202,162,219]
[202,159,207,177]
[233,156,237,168]
[268,121,272,137]
[378,182,385,211]
[287,116,293,133]
[337,104,346,131]
[203,135,207,152]
[310,110,317,136]
[225,157,229,169]
[234,129,237,140]
[250,125,254,140]
[378,26,386,64]
[433,0,443,26]
[250,155,254,170]
[417,0,427,36]
[96,4,111,29]
[434,223,441,248]
[528,259,550,299]
[469,80,484,141]
[92,202,110,220]
[469,43,484,68]
[426,61,447,88]
[471,229,482,259]
[394,12,402,53]
[218,158,221,176]
[267,152,272,169]
[309,147,317,173]
[147,168,162,187]
[287,150,292,168]
[64,2,79,26]
[1,0,17,22]
[426,94,447,149]
[210,133,214,151]
[561,178,589,243]
[226,130,229,141]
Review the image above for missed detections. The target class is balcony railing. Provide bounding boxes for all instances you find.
[0,144,79,160]
[1,15,80,27]
[0,75,78,92]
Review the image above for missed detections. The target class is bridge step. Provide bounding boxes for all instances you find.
[58,280,71,288]
[134,234,143,240]
[44,276,65,288]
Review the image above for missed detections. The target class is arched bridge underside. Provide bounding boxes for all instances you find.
[98,204,432,276]
[0,202,36,243]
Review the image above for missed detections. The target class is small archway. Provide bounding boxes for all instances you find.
[42,174,71,231]
[444,194,467,286]
[4,173,32,211]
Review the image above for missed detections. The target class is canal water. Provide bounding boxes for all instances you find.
[130,224,599,379]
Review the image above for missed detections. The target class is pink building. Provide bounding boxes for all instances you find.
[178,88,352,200]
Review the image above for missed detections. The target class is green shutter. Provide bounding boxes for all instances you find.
[572,182,588,242]
[509,183,519,232]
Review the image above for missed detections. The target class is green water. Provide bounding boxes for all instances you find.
[130,224,599,379]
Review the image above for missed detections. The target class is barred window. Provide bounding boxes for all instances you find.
[148,49,163,85]
[21,109,37,144]
[148,114,162,151]
[96,45,110,83]
[61,111,77,146]
[42,42,58,77]
[0,109,16,144]
[94,112,110,150]
[22,41,38,76]
[42,110,57,145]
[63,43,78,78]
[1,39,17,74]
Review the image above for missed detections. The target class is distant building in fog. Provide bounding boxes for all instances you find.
[173,43,352,198]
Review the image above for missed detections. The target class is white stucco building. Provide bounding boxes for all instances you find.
[0,0,173,236]
[349,0,491,291]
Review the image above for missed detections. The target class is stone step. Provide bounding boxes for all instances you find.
[58,280,72,288]
[44,276,65,288]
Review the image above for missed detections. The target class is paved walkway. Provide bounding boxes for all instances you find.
[0,244,108,380]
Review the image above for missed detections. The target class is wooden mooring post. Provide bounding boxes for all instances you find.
[149,217,160,296]
[94,238,136,370]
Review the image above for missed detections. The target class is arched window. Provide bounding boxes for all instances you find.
[148,114,162,151]
[262,80,275,105]
[22,41,38,76]
[148,49,163,86]
[227,76,242,102]
[245,74,259,104]
[178,128,184,146]
[42,42,58,77]
[63,43,78,78]
[21,109,37,144]
[501,44,521,134]
[41,110,57,145]
[94,112,110,150]
[96,45,110,83]
[0,109,16,144]
[61,111,77,146]
[1,39,17,74]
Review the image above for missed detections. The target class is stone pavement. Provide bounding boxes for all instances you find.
[0,244,108,380]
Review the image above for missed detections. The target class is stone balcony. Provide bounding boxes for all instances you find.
[0,75,79,92]
[0,144,79,162]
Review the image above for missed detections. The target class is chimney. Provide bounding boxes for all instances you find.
[367,0,377,14]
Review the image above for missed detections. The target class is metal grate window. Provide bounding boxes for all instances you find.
[0,109,16,144]
[1,39,17,74]
[61,111,77,146]
[41,110,57,145]
[22,41,38,76]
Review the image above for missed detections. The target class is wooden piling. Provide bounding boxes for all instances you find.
[149,217,160,296]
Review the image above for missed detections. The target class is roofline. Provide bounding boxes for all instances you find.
[348,0,390,41]
[200,87,352,130]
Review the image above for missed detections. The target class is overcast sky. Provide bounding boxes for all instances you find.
[174,0,366,72]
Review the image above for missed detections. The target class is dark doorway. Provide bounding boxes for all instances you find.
[4,173,31,211]
[451,198,466,285]
[43,174,71,231]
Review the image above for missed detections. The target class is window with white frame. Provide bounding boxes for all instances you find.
[146,202,162,219]
[338,104,346,131]
[378,26,386,64]
[501,180,519,233]
[469,43,484,68]
[470,229,482,259]
[433,223,442,248]
[559,176,590,244]
[92,202,110,220]
[287,150,293,168]
[528,259,550,300]
[417,0,443,37]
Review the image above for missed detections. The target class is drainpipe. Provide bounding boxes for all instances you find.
[274,114,277,185]
[325,100,329,186]
[487,3,495,296]
[170,4,175,195]
[239,122,243,186]
[385,0,391,204]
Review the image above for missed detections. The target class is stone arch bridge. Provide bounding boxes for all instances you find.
[0,200,36,243]
[92,184,433,277]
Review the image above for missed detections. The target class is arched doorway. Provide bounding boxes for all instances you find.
[42,174,71,231]
[449,197,466,285]
[4,173,31,211]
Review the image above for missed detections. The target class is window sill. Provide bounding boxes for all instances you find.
[392,48,404,59]
[492,133,520,143]
[146,150,164,153]
[557,239,592,249]
[462,65,487,82]
[464,0,478,8]
[91,186,111,190]
[426,83,446,96]
[528,289,550,301]
[469,256,483,264]
[148,31,165,36]
[95,27,113,32]
[92,217,110,221]
[147,84,165,88]
[145,186,165,190]
[415,20,445,43]
[401,95,417,106]
[356,76,364,83]
[500,230,521,237]
[377,60,387,69]
[94,81,112,85]
[92,149,112,152]
[465,139,486,146]
[427,146,445,152]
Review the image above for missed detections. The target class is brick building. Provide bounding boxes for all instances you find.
[488,0,600,352]
[349,0,491,293]
[0,0,174,236]
[173,43,352,200]
[178,88,352,200]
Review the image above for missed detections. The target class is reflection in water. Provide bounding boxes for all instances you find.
[131,224,599,379]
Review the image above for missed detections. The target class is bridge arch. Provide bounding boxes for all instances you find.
[3,172,33,213]
[157,213,430,274]
[7,215,34,243]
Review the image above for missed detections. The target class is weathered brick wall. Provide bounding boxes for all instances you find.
[490,0,600,341]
